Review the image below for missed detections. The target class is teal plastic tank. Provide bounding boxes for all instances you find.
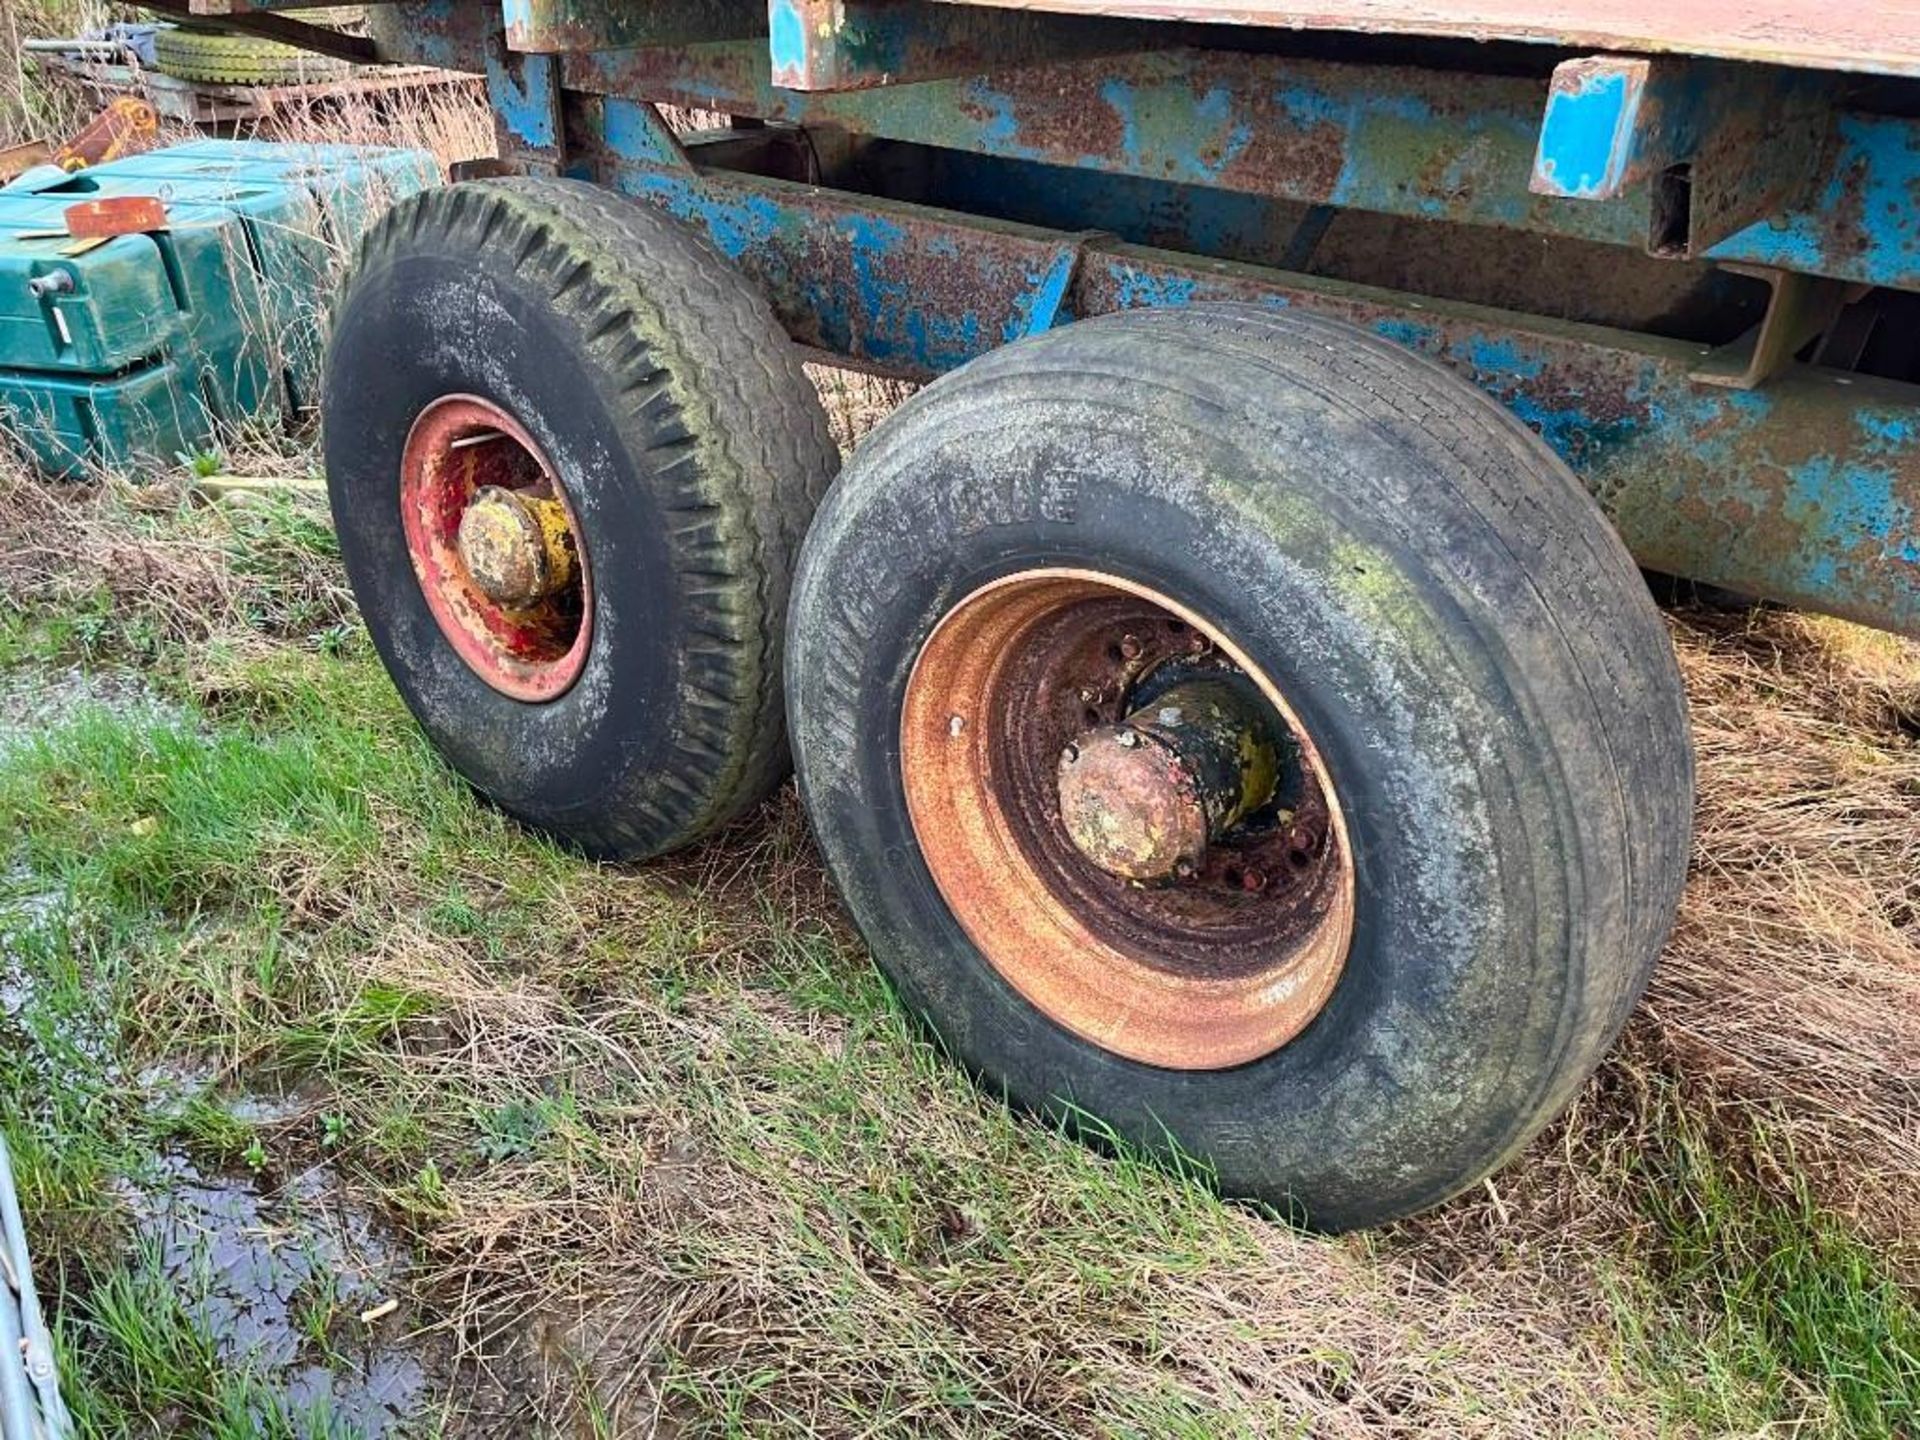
[0,139,437,477]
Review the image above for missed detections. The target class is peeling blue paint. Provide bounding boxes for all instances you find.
[1110,268,1199,308]
[1533,66,1637,199]
[1710,112,1920,290]
[768,0,806,82]
[591,152,1920,635]
[601,97,682,168]
[621,173,784,261]
[1372,317,1437,351]
[1860,409,1919,453]
[483,51,558,152]
[1006,248,1077,340]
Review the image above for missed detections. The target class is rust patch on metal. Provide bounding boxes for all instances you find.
[399,396,592,703]
[1059,677,1280,881]
[900,569,1354,1071]
[63,195,167,238]
[1058,725,1211,881]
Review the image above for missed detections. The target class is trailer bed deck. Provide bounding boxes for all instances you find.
[934,0,1920,77]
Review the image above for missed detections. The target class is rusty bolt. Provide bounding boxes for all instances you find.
[1173,858,1197,879]
[1116,729,1140,749]
[1240,868,1267,893]
[1119,634,1143,660]
[1061,743,1079,765]
[1078,687,1099,703]
[948,713,966,737]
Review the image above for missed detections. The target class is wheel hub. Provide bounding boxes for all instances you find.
[398,396,592,702]
[1058,679,1280,882]
[456,484,576,608]
[899,569,1355,1071]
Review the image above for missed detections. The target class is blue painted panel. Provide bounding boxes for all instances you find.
[485,51,560,152]
[1709,112,1920,290]
[1533,63,1641,199]
[600,160,1920,635]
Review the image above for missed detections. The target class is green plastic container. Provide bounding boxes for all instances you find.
[0,139,438,477]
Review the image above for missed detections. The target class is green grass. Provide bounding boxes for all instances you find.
[2,479,1917,1436]
[1615,1096,1920,1437]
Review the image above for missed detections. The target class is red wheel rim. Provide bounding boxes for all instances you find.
[899,570,1355,1071]
[398,396,592,702]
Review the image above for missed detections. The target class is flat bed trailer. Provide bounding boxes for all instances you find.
[159,0,1920,1227]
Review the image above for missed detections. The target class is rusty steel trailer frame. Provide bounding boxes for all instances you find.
[224,0,1920,637]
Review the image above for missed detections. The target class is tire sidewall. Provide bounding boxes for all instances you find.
[790,368,1578,1229]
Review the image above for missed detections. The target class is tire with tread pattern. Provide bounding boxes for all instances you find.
[786,303,1693,1231]
[324,178,837,860]
[152,27,351,85]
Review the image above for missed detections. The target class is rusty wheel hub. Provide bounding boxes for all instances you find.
[900,570,1354,1070]
[399,396,591,702]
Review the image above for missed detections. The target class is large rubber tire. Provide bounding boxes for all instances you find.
[324,179,837,859]
[152,28,352,86]
[787,304,1693,1231]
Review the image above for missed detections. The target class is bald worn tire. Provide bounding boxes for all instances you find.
[787,304,1693,1231]
[324,179,836,859]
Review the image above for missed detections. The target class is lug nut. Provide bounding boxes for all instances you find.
[1116,729,1140,748]
[1240,868,1267,892]
[1060,743,1079,765]
[1173,858,1197,879]
[1119,634,1143,660]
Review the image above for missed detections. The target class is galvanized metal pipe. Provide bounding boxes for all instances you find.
[0,1133,71,1439]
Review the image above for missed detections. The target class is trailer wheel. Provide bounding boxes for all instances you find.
[324,179,836,859]
[787,304,1692,1230]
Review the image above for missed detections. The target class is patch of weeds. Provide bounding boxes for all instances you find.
[470,1095,571,1165]
[166,1094,263,1168]
[1617,1089,1920,1437]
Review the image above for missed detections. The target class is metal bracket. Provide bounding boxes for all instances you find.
[1012,229,1110,336]
[1691,265,1864,389]
[485,43,565,169]
[1532,55,1833,257]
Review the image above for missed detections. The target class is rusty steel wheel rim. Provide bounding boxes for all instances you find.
[900,570,1355,1070]
[399,395,592,702]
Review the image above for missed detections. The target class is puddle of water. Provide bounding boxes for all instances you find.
[0,868,123,1102]
[0,664,180,763]
[126,1151,435,1437]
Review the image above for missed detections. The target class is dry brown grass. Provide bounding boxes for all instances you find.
[1649,612,1920,1252]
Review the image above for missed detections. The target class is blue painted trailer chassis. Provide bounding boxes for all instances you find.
[207,0,1920,636]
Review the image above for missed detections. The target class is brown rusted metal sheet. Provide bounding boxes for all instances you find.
[62,196,168,238]
[927,0,1920,79]
[52,96,160,172]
